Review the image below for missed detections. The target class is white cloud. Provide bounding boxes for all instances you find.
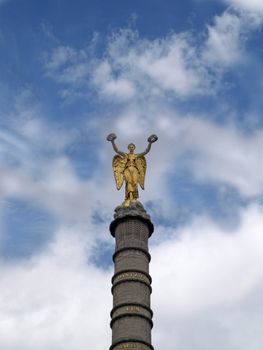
[98,30,208,98]
[0,90,116,224]
[152,205,263,350]
[45,46,77,71]
[203,11,244,67]
[224,0,263,15]
[45,9,261,102]
[0,227,112,350]
[0,156,119,228]
[92,60,136,100]
[169,116,263,197]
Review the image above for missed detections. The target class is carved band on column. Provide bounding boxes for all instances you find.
[113,247,151,263]
[110,339,154,350]
[111,303,153,319]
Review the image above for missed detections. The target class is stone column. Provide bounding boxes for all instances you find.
[109,202,154,350]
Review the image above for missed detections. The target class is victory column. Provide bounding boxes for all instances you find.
[107,133,158,350]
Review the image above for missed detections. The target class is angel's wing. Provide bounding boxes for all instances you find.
[135,156,147,190]
[113,155,127,190]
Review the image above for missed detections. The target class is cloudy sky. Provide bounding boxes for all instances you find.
[0,0,263,349]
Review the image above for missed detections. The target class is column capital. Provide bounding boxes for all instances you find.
[110,202,154,237]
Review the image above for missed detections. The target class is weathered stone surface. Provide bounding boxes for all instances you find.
[113,202,151,221]
[115,219,150,251]
[113,281,151,308]
[114,249,150,274]
[112,316,152,344]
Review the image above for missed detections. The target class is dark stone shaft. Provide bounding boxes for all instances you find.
[110,217,154,350]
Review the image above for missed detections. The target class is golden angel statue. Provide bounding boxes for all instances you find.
[107,133,158,207]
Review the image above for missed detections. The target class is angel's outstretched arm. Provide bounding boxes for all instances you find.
[107,133,125,156]
[137,134,158,157]
[137,142,152,157]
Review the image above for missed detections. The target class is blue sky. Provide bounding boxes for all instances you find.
[1,0,263,349]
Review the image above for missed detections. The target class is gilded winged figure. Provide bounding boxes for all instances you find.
[107,133,158,207]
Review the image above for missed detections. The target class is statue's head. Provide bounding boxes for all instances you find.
[128,143,136,153]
